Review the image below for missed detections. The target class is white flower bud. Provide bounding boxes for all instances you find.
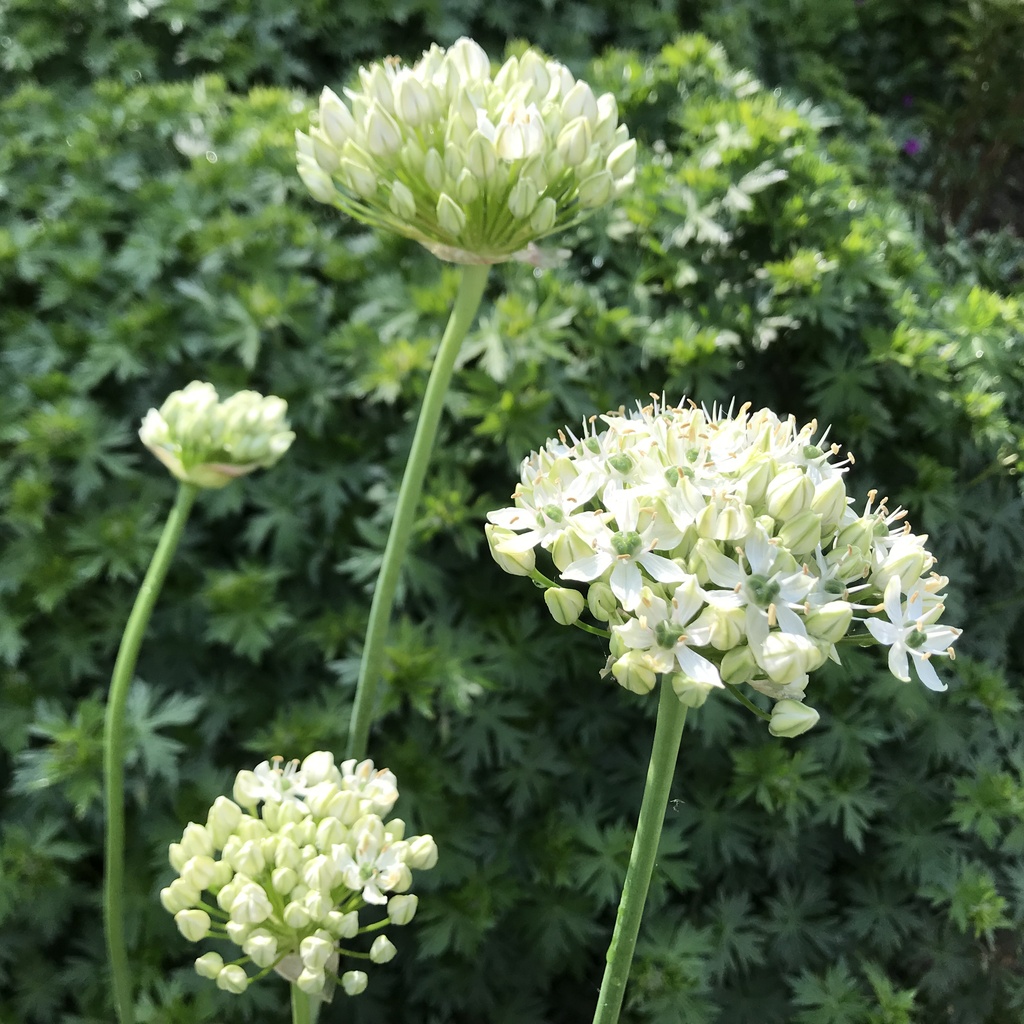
[230,840,266,877]
[691,603,745,651]
[296,157,337,205]
[194,951,224,980]
[556,117,592,166]
[315,817,346,851]
[342,970,368,996]
[394,71,435,126]
[561,80,599,122]
[530,196,558,234]
[326,909,360,938]
[160,879,200,914]
[766,467,814,521]
[385,818,406,841]
[180,855,217,892]
[586,581,618,622]
[871,536,930,593]
[577,169,614,208]
[388,893,419,925]
[720,644,759,685]
[180,823,215,859]
[370,935,397,964]
[297,968,326,995]
[389,180,417,220]
[507,176,539,219]
[436,192,466,236]
[207,796,243,847]
[300,935,335,972]
[670,673,718,709]
[812,475,848,531]
[543,587,585,625]
[835,516,876,555]
[216,964,250,994]
[485,523,536,576]
[243,929,279,968]
[230,883,273,924]
[606,138,637,180]
[769,699,820,738]
[611,651,657,695]
[364,103,403,156]
[804,601,854,643]
[303,854,339,892]
[338,156,379,199]
[225,920,251,944]
[271,866,298,895]
[303,888,333,921]
[174,909,212,942]
[168,843,188,873]
[776,509,822,556]
[310,127,341,173]
[757,633,825,686]
[283,900,312,929]
[320,87,357,148]
[406,834,439,870]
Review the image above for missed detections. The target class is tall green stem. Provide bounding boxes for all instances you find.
[592,677,688,1024]
[103,482,198,1024]
[347,262,490,759]
[290,984,313,1024]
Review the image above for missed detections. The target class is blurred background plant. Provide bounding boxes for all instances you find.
[0,2,1022,1023]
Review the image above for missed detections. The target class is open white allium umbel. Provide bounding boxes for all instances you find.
[296,37,636,263]
[140,381,295,489]
[162,753,437,999]
[486,398,961,736]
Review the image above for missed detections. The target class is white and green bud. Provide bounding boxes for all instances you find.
[407,834,439,870]
[370,935,397,964]
[140,382,294,489]
[812,475,848,531]
[296,968,326,996]
[174,908,212,942]
[485,524,535,576]
[160,879,200,914]
[300,935,335,972]
[776,509,822,556]
[216,964,250,994]
[180,855,217,892]
[342,970,369,996]
[611,651,657,695]
[326,909,360,938]
[388,894,419,925]
[720,645,760,686]
[230,883,274,925]
[757,633,826,687]
[543,587,585,625]
[587,581,619,622]
[194,951,224,980]
[765,467,814,521]
[804,601,854,643]
[670,673,718,709]
[768,699,820,738]
[243,929,279,969]
[207,796,243,847]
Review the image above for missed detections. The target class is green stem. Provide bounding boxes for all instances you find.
[347,263,490,759]
[290,984,313,1024]
[103,482,198,1024]
[723,681,772,721]
[592,676,688,1024]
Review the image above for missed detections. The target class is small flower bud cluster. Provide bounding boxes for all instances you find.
[140,381,295,489]
[162,752,437,998]
[486,398,961,735]
[296,37,636,264]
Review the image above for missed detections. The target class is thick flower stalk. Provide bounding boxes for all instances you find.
[486,397,962,732]
[139,380,295,489]
[161,752,437,1006]
[105,383,294,1024]
[296,37,636,263]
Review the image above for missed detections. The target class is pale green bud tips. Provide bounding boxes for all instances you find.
[769,699,821,738]
[370,935,398,964]
[671,673,718,709]
[544,587,586,625]
[388,894,419,925]
[230,882,274,924]
[195,951,224,980]
[436,192,467,236]
[216,964,250,994]
[140,382,294,489]
[298,38,634,262]
[487,397,959,728]
[327,910,360,938]
[612,651,657,695]
[343,971,369,996]
[207,796,243,846]
[180,855,217,891]
[300,935,335,972]
[160,878,200,914]
[243,930,279,968]
[407,835,439,870]
[174,908,212,942]
[297,968,327,996]
[283,900,312,929]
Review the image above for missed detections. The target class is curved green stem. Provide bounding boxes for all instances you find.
[290,984,313,1024]
[723,680,772,721]
[104,482,198,1024]
[348,263,490,759]
[592,676,688,1024]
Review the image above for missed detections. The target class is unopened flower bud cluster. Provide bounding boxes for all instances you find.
[161,752,437,998]
[486,398,961,736]
[140,381,295,489]
[297,37,636,264]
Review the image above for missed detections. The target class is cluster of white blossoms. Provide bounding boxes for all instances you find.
[140,381,295,489]
[296,37,636,264]
[486,398,962,737]
[161,752,437,999]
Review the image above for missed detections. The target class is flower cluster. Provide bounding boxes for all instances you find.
[486,398,961,737]
[140,381,295,489]
[296,37,636,264]
[161,752,437,999]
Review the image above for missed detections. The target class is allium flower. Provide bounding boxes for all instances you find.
[486,398,962,734]
[140,381,294,489]
[296,38,636,264]
[162,751,436,999]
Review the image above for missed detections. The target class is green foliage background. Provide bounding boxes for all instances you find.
[1,2,1023,1023]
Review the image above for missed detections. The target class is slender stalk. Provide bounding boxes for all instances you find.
[592,677,688,1024]
[290,984,313,1024]
[347,263,490,758]
[104,482,198,1024]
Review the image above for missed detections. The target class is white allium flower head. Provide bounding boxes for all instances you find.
[139,381,294,489]
[163,752,437,997]
[486,397,962,735]
[296,38,636,263]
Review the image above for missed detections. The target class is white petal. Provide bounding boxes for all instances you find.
[561,552,612,582]
[675,647,723,688]
[882,575,905,626]
[611,561,643,611]
[911,652,947,692]
[638,551,689,583]
[887,643,911,683]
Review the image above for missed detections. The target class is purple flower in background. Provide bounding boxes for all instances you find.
[902,137,921,156]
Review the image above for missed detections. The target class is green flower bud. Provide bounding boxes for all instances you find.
[776,509,822,556]
[756,633,825,687]
[180,855,217,891]
[300,935,335,972]
[175,908,212,942]
[407,834,438,870]
[271,866,298,895]
[803,601,854,643]
[530,196,558,234]
[768,699,820,738]
[606,137,637,180]
[424,147,446,191]
[836,516,876,555]
[436,192,466,236]
[720,644,759,685]
[216,964,250,994]
[611,651,657,695]
[320,87,357,147]
[670,673,718,708]
[587,580,619,622]
[765,467,814,521]
[389,180,417,220]
[243,929,279,968]
[691,603,745,651]
[194,952,224,980]
[370,934,398,964]
[388,893,419,925]
[296,968,326,996]
[811,476,848,531]
[342,971,368,996]
[485,523,536,577]
[543,587,585,625]
[160,878,200,914]
[578,169,615,208]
